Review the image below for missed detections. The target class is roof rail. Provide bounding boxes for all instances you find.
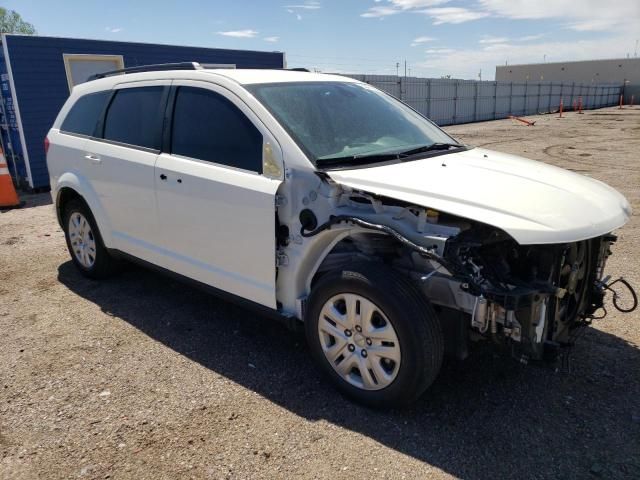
[87,62,236,81]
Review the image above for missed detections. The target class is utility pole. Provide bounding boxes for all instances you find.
[478,69,482,81]
[404,59,407,78]
[396,62,400,76]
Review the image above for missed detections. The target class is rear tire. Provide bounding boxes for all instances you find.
[305,262,443,408]
[63,198,117,279]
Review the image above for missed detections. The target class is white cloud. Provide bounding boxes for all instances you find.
[411,35,436,46]
[361,0,449,18]
[364,0,639,30]
[518,34,545,42]
[217,29,258,38]
[478,34,546,45]
[478,0,639,31]
[264,36,280,42]
[567,19,621,32]
[285,1,319,20]
[416,34,638,79]
[388,0,449,7]
[362,1,487,24]
[425,48,455,54]
[284,1,321,9]
[105,27,122,33]
[424,7,489,24]
[479,36,508,44]
[361,6,400,18]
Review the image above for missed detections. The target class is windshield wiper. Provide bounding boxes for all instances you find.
[396,142,464,158]
[315,142,464,168]
[316,151,403,168]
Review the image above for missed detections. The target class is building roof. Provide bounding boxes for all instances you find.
[497,57,640,69]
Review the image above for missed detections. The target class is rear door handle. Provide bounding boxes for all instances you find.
[84,154,101,164]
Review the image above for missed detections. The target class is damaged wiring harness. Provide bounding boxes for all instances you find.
[300,214,466,278]
[301,215,638,313]
[590,276,638,319]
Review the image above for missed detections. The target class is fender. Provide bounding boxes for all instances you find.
[276,226,375,319]
[54,172,115,248]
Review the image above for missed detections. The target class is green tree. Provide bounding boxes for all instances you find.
[0,8,36,34]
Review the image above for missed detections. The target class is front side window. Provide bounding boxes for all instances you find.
[103,86,165,150]
[171,87,263,172]
[61,91,110,136]
[248,82,460,168]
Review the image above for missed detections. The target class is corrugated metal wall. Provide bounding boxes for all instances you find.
[2,35,285,189]
[343,74,622,126]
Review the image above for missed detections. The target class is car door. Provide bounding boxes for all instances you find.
[84,81,169,262]
[52,89,112,202]
[154,81,283,308]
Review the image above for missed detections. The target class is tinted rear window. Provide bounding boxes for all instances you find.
[171,87,262,172]
[61,91,110,136]
[103,86,165,150]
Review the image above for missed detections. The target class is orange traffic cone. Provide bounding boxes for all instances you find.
[0,147,21,209]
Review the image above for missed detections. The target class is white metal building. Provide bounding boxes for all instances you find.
[496,58,640,84]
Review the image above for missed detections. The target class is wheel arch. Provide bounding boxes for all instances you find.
[54,172,114,247]
[308,230,400,290]
[278,227,404,318]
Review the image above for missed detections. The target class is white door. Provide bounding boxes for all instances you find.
[83,81,168,262]
[154,81,283,308]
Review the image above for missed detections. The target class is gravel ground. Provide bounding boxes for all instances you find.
[1,106,639,480]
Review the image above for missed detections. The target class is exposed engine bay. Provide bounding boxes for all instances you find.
[299,184,637,364]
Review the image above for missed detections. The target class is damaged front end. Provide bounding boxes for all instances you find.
[437,229,635,363]
[302,187,636,365]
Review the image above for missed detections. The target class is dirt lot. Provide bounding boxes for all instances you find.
[1,106,639,480]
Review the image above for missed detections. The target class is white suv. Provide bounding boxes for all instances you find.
[47,63,634,407]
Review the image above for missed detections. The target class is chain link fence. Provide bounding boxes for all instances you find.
[342,74,622,126]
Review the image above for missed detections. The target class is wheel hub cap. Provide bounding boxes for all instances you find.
[353,333,366,347]
[68,212,97,268]
[318,293,401,391]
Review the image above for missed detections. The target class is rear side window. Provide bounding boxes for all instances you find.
[171,87,262,172]
[103,86,165,150]
[60,91,110,136]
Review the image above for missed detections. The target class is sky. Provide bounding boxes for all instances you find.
[7,0,640,80]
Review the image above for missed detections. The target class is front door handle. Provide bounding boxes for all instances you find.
[84,154,101,164]
[159,173,167,180]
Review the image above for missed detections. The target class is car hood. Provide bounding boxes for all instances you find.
[327,147,631,245]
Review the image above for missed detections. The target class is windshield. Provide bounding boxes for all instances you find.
[248,81,461,167]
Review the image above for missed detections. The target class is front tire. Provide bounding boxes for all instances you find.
[305,262,443,408]
[63,198,117,279]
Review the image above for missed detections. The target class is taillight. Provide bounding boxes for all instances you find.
[44,136,50,154]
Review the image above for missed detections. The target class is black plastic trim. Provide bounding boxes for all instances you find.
[88,62,202,81]
[161,85,178,154]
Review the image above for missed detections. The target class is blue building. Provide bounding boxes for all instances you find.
[0,34,285,190]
